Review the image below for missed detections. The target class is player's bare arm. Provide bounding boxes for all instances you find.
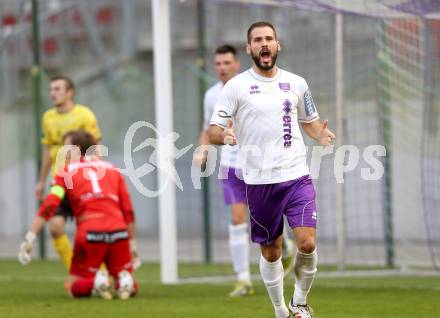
[29,216,46,238]
[207,124,226,145]
[301,119,335,146]
[193,130,211,166]
[208,120,236,146]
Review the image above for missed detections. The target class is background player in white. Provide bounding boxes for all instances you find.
[194,45,254,297]
[208,22,335,318]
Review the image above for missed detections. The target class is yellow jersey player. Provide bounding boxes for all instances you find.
[34,75,101,270]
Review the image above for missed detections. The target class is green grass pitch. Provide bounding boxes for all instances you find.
[0,260,439,317]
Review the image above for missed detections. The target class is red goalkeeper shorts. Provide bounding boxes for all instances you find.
[70,233,133,278]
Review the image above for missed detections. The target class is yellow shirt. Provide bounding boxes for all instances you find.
[41,104,101,175]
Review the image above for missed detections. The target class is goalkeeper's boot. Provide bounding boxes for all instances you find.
[93,269,113,300]
[288,299,314,318]
[229,280,255,297]
[117,270,135,300]
[282,239,295,279]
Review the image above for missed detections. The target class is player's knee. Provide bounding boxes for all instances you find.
[297,238,316,254]
[49,218,65,238]
[231,204,247,224]
[231,215,246,225]
[261,244,282,262]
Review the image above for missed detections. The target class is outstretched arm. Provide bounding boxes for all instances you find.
[207,120,236,146]
[19,183,65,265]
[207,125,226,145]
[29,216,46,236]
[301,119,335,146]
[18,215,47,265]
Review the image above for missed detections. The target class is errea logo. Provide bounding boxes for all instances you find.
[250,85,261,94]
[283,99,292,114]
[282,99,293,148]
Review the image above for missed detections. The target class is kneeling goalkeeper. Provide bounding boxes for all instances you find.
[19,130,139,300]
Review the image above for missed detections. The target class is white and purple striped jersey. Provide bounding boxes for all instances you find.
[203,81,241,169]
[210,68,319,185]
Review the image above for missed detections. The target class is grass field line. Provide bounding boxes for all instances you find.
[317,269,440,278]
[314,282,440,291]
[179,269,440,284]
[1,274,440,292]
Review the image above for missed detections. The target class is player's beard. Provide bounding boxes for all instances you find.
[251,49,278,71]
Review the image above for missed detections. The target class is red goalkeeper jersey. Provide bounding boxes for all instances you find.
[37,157,135,242]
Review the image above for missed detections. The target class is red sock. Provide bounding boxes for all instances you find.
[70,278,94,298]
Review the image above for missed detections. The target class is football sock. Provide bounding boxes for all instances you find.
[292,249,318,305]
[259,255,289,318]
[229,223,251,283]
[52,234,73,270]
[71,278,94,298]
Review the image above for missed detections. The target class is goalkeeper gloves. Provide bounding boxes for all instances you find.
[130,239,142,270]
[18,231,36,265]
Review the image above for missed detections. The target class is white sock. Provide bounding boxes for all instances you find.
[229,223,251,283]
[292,249,318,306]
[259,255,289,318]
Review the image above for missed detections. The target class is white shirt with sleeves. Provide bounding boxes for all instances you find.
[210,68,319,184]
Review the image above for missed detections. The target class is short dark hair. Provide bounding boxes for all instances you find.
[215,44,237,56]
[62,130,96,156]
[247,21,277,43]
[50,75,75,92]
